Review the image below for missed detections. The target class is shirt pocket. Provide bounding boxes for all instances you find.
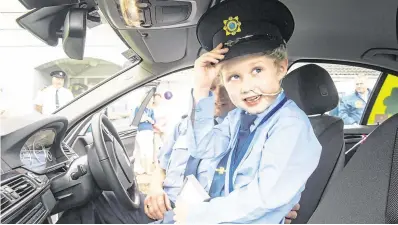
[164,147,190,186]
[234,152,261,188]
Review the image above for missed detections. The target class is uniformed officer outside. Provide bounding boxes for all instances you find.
[34,71,74,115]
[339,74,372,125]
[173,0,321,223]
[56,77,300,224]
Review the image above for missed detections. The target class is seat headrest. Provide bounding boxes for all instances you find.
[283,64,339,115]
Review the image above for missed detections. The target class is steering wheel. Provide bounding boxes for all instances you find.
[88,112,140,209]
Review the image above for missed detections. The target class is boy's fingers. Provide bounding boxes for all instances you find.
[199,56,219,65]
[286,210,298,219]
[148,196,163,219]
[213,48,229,54]
[156,196,167,216]
[293,203,300,211]
[164,194,172,211]
[144,196,150,205]
[214,43,223,50]
[144,204,156,220]
[149,202,163,220]
[201,52,224,60]
[285,219,292,224]
[205,52,225,60]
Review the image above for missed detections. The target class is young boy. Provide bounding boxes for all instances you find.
[173,0,322,223]
[134,105,156,174]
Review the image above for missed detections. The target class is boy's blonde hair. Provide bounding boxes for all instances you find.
[217,44,288,80]
[260,44,288,65]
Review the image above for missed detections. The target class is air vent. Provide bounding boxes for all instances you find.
[1,193,11,211]
[0,176,36,212]
[62,142,78,159]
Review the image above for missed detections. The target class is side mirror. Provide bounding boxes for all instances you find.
[63,8,87,60]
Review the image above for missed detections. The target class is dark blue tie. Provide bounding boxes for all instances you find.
[233,113,257,164]
[55,89,60,109]
[229,112,257,192]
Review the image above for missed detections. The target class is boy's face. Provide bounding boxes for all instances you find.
[210,78,236,117]
[219,54,288,114]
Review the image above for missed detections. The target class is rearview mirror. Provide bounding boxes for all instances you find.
[63,8,87,60]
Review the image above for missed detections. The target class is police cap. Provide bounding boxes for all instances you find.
[50,70,67,78]
[197,0,294,61]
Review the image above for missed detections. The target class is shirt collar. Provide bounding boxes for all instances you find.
[215,116,225,124]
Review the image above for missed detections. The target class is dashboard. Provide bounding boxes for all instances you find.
[1,107,140,223]
[0,116,82,224]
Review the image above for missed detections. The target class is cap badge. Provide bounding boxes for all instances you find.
[223,16,241,36]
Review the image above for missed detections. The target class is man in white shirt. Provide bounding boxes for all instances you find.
[34,71,74,115]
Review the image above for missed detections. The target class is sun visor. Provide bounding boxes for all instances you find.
[140,28,189,63]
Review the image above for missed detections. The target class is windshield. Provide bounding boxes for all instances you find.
[0,2,130,119]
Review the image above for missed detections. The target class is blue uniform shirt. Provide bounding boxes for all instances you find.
[158,116,223,203]
[134,107,155,131]
[185,92,322,224]
[339,90,371,125]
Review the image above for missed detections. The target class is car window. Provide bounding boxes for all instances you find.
[107,69,194,132]
[367,74,398,125]
[97,69,193,191]
[0,3,129,119]
[288,62,382,125]
[107,86,155,132]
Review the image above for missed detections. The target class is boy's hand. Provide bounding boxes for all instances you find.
[285,203,300,224]
[141,114,154,124]
[144,189,172,220]
[193,43,228,102]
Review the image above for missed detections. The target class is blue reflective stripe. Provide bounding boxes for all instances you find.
[229,97,288,193]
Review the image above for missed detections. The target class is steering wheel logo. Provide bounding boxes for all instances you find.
[46,150,53,162]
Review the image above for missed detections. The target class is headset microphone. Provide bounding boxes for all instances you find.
[256,88,283,97]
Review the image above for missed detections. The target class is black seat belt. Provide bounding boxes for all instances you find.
[386,128,398,223]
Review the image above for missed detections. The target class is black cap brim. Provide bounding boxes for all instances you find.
[52,75,65,78]
[223,38,282,61]
[50,70,66,78]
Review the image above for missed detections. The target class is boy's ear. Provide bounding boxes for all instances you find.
[277,59,288,80]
